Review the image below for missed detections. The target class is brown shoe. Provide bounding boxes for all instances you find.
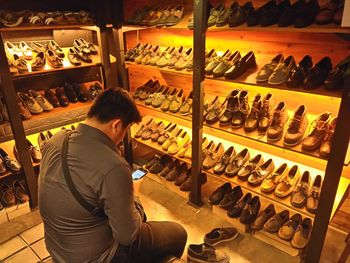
[278,213,302,241]
[302,112,331,152]
[290,171,310,208]
[261,163,288,193]
[251,204,276,231]
[320,117,337,158]
[0,184,16,207]
[306,175,322,214]
[267,101,289,142]
[275,165,300,198]
[203,143,224,169]
[291,218,312,249]
[283,105,308,147]
[16,95,32,120]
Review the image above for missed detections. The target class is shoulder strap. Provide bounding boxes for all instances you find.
[62,131,106,218]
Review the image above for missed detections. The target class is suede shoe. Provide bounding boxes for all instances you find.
[302,112,331,152]
[187,243,230,263]
[209,182,232,205]
[258,93,273,132]
[237,154,264,181]
[231,90,249,128]
[278,213,302,241]
[166,162,187,182]
[251,204,276,230]
[205,98,227,125]
[291,171,310,208]
[261,163,288,193]
[16,95,32,120]
[291,218,312,248]
[213,146,236,175]
[204,227,239,245]
[169,89,185,113]
[275,165,300,198]
[219,186,243,210]
[320,117,337,158]
[287,55,313,88]
[160,88,178,111]
[149,155,172,174]
[306,175,322,214]
[268,56,296,85]
[267,102,289,142]
[264,210,289,233]
[284,105,308,147]
[225,148,250,177]
[240,196,261,224]
[135,118,153,138]
[244,93,262,132]
[256,54,284,82]
[225,51,256,80]
[227,192,252,218]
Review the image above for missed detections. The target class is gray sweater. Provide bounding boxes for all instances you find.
[38,123,143,263]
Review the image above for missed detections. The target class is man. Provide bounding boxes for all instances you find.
[39,88,187,263]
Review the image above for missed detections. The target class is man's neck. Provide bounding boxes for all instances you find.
[84,118,111,139]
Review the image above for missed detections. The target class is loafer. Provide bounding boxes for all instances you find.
[18,92,43,114]
[153,122,175,142]
[55,87,70,107]
[79,38,98,55]
[161,127,183,151]
[88,83,103,101]
[316,2,338,25]
[256,54,284,82]
[166,162,187,182]
[145,85,165,105]
[304,57,332,89]
[251,204,276,230]
[46,49,63,68]
[302,112,331,152]
[218,185,244,210]
[209,182,232,205]
[229,2,253,27]
[149,155,172,174]
[179,92,193,116]
[324,56,350,90]
[213,51,241,78]
[72,83,89,102]
[48,40,65,58]
[179,172,207,192]
[203,143,224,170]
[268,56,296,85]
[275,165,300,198]
[31,52,46,71]
[204,227,239,246]
[240,196,261,224]
[267,102,289,142]
[160,88,178,111]
[264,209,289,233]
[157,124,178,145]
[231,90,249,128]
[213,146,236,175]
[30,41,46,53]
[174,168,190,186]
[64,83,78,103]
[13,181,29,204]
[156,46,175,68]
[134,79,156,100]
[261,163,288,193]
[73,46,92,63]
[159,157,176,177]
[320,117,337,158]
[224,51,257,80]
[248,159,275,186]
[286,55,313,88]
[68,47,82,66]
[205,49,231,75]
[258,93,273,132]
[169,89,185,113]
[237,154,264,181]
[167,131,190,155]
[205,98,227,125]
[207,3,225,27]
[284,105,308,147]
[139,81,161,101]
[219,90,240,126]
[294,0,320,28]
[174,48,193,71]
[142,121,163,140]
[227,192,252,218]
[244,93,262,132]
[216,3,236,27]
[246,5,261,26]
[0,148,21,174]
[278,0,305,27]
[29,90,53,111]
[44,88,60,108]
[291,171,310,208]
[16,96,32,120]
[73,39,91,55]
[306,175,322,214]
[260,0,283,27]
[161,5,184,27]
[291,218,312,249]
[278,213,302,241]
[225,148,250,177]
[0,184,16,207]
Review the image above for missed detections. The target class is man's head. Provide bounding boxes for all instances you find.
[86,87,141,144]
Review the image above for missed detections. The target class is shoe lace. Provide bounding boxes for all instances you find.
[324,124,335,142]
[271,110,282,126]
[238,99,249,114]
[309,119,326,136]
[261,101,270,118]
[289,115,302,131]
[249,104,260,119]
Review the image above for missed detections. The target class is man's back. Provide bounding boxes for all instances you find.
[39,124,142,263]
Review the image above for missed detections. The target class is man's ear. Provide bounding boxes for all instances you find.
[111,119,121,132]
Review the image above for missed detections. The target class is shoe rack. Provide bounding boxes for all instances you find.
[115,0,350,262]
[0,1,117,209]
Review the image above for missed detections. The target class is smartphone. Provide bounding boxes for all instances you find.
[132,168,148,180]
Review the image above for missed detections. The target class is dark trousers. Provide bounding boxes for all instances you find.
[111,221,187,263]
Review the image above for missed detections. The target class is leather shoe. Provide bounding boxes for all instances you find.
[264,209,289,233]
[261,163,288,193]
[231,90,249,128]
[320,117,337,158]
[237,154,264,181]
[227,192,251,218]
[63,83,78,103]
[291,171,310,208]
[248,159,275,186]
[219,90,240,126]
[306,175,322,214]
[244,93,262,132]
[224,51,256,80]
[304,57,332,89]
[275,165,300,198]
[240,196,260,224]
[229,2,253,27]
[219,185,244,210]
[213,146,236,175]
[267,101,289,142]
[209,182,232,205]
[284,105,308,147]
[251,204,276,230]
[225,148,250,177]
[287,55,313,88]
[55,87,70,107]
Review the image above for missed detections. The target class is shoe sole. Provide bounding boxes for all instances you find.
[208,231,239,246]
[283,138,303,147]
[187,255,230,263]
[267,79,287,86]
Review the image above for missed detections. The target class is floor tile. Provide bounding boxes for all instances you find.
[31,238,50,260]
[19,223,44,245]
[4,247,39,263]
[0,236,27,260]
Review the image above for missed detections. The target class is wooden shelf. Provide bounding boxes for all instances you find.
[0,24,97,32]
[126,62,343,99]
[9,47,102,78]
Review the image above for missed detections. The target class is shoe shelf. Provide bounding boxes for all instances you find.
[0,25,98,32]
[135,100,340,175]
[8,47,113,79]
[126,62,343,99]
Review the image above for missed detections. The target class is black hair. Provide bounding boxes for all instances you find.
[87,87,141,126]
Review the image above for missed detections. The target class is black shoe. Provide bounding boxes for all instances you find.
[240,196,261,224]
[216,3,237,27]
[324,56,350,90]
[209,182,232,205]
[224,51,256,80]
[227,192,252,218]
[72,83,89,102]
[294,0,320,28]
[219,186,243,209]
[304,57,332,89]
[287,55,313,88]
[278,0,305,27]
[63,83,78,103]
[229,2,253,27]
[219,90,240,126]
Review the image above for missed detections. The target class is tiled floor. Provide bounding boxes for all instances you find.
[0,176,348,263]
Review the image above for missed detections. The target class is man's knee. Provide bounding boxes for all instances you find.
[165,221,188,245]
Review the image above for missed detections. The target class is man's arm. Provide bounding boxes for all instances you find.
[99,164,143,245]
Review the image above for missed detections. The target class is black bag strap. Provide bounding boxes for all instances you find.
[61,131,106,218]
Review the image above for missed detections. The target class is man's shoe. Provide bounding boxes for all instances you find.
[267,101,289,142]
[29,90,53,112]
[31,52,46,71]
[55,87,70,107]
[256,54,284,82]
[248,159,275,186]
[231,90,249,128]
[224,51,257,80]
[0,148,21,174]
[237,154,264,181]
[278,213,302,241]
[294,0,320,28]
[240,196,261,224]
[209,182,232,205]
[17,92,43,114]
[225,148,250,177]
[205,49,231,75]
[0,184,16,207]
[275,165,300,198]
[227,192,251,218]
[291,171,310,208]
[212,51,241,78]
[13,181,29,203]
[216,3,236,27]
[204,227,239,246]
[229,2,253,27]
[264,209,289,233]
[218,186,243,210]
[213,146,236,175]
[244,93,262,132]
[261,163,288,193]
[46,49,63,68]
[207,4,225,27]
[203,143,224,170]
[306,175,322,214]
[48,40,64,58]
[287,55,313,88]
[258,93,273,132]
[268,56,296,85]
[304,57,332,89]
[219,90,240,126]
[251,204,276,230]
[291,218,312,248]
[320,117,337,158]
[284,105,308,147]
[187,243,230,263]
[63,83,78,103]
[16,95,32,120]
